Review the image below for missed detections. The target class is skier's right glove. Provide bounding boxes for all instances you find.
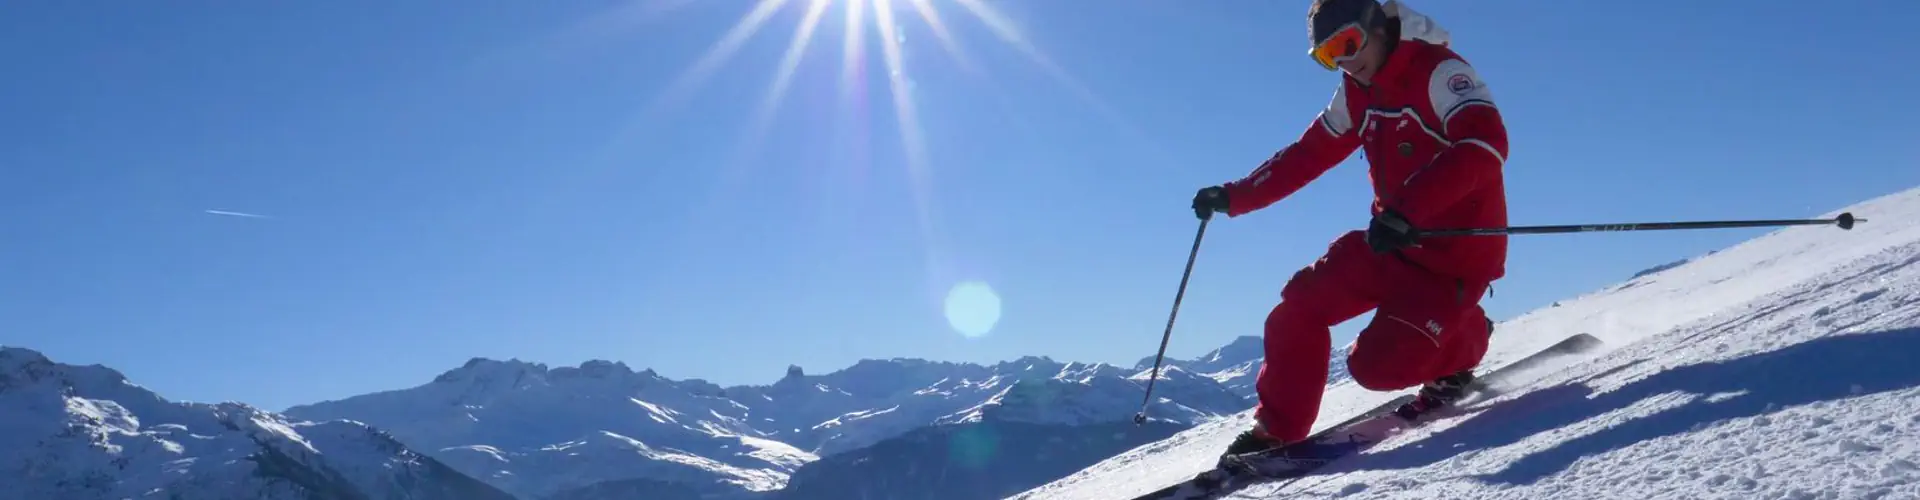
[1365,209,1419,253]
[1192,185,1230,220]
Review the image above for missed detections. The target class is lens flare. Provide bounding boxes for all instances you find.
[943,281,1002,338]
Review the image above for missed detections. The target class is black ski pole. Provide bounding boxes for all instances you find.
[1416,212,1861,238]
[1136,217,1208,426]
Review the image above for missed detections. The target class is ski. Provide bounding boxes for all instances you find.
[1129,333,1605,500]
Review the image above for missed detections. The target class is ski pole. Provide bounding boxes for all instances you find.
[1415,212,1861,238]
[1136,216,1209,426]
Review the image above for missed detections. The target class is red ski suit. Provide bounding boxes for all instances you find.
[1220,6,1509,443]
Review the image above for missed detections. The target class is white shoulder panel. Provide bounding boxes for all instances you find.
[1386,0,1451,46]
[1428,58,1495,129]
[1318,81,1354,137]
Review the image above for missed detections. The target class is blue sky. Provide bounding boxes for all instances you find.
[4,0,1917,411]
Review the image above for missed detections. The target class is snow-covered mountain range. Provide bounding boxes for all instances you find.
[1014,187,1920,499]
[0,290,1351,500]
[280,347,1266,498]
[0,347,514,500]
[1135,334,1353,399]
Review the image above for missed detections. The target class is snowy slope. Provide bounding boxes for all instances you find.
[282,349,1249,498]
[0,347,512,500]
[1016,186,1920,499]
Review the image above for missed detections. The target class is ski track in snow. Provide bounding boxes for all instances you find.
[1015,188,1920,500]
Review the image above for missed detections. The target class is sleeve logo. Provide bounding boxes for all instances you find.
[1447,73,1474,95]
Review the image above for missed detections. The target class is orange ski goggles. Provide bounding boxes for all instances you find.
[1308,22,1366,70]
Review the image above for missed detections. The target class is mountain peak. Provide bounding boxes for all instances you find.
[1206,336,1262,360]
[0,345,50,363]
[0,346,60,392]
[551,359,639,381]
[846,357,941,371]
[0,345,133,394]
[2,347,517,499]
[786,364,806,379]
[1000,355,1059,370]
[432,357,548,386]
[0,345,54,374]
[1135,336,1263,371]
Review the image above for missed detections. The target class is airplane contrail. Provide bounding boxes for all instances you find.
[203,209,271,219]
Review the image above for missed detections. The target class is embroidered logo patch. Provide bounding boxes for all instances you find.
[1447,73,1474,95]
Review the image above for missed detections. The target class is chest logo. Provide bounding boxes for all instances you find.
[1398,142,1414,157]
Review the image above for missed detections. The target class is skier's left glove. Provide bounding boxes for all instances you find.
[1192,185,1230,220]
[1366,209,1419,253]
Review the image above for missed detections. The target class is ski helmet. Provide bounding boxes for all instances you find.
[1308,0,1389,69]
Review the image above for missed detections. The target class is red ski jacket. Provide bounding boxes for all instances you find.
[1223,5,1509,283]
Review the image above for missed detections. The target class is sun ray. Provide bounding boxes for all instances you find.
[835,0,873,192]
[904,0,977,74]
[871,0,932,207]
[632,0,809,278]
[472,0,693,70]
[758,0,835,126]
[548,0,695,49]
[839,0,869,93]
[896,0,1039,149]
[687,0,835,224]
[565,0,793,200]
[644,0,792,119]
[948,0,1159,151]
[872,0,946,287]
[715,0,834,191]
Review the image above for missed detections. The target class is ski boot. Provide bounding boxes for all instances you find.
[1394,368,1475,420]
[1393,316,1496,420]
[1220,426,1284,458]
[1216,431,1362,478]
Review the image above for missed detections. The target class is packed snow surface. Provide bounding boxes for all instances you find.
[1016,187,1920,499]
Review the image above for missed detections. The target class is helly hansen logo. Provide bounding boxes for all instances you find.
[1385,314,1444,346]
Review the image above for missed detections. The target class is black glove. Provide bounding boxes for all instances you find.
[1366,209,1419,253]
[1192,186,1230,220]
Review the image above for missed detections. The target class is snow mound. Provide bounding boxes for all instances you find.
[1014,187,1920,499]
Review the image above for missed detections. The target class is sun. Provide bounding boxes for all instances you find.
[658,0,1126,333]
[634,0,1131,220]
[569,0,1138,335]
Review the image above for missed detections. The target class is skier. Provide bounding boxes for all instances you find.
[1190,0,1509,458]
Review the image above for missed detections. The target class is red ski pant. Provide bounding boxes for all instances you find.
[1252,230,1492,443]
